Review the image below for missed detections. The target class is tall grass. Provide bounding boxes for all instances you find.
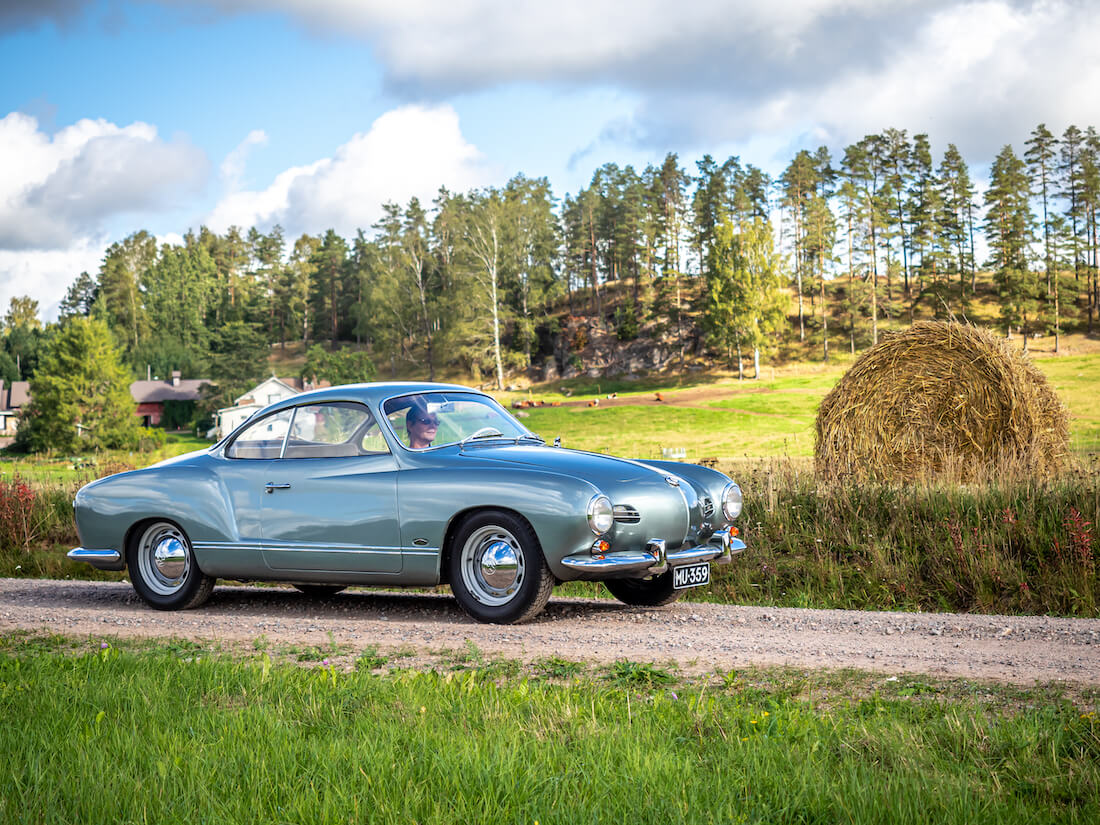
[1,637,1097,824]
[709,458,1100,616]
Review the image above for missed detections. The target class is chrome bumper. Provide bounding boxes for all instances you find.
[560,528,746,577]
[67,547,125,571]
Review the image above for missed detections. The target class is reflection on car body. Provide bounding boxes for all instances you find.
[68,382,746,624]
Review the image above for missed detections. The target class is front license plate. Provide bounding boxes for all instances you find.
[672,562,710,589]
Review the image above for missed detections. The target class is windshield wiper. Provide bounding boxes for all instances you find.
[516,433,545,444]
[459,427,505,447]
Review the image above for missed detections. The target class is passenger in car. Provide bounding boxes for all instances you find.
[406,404,439,449]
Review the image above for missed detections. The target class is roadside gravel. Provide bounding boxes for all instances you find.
[2,577,1098,686]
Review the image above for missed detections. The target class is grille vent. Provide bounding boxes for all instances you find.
[613,504,641,524]
[701,497,714,519]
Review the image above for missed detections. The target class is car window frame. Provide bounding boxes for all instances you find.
[223,407,295,460]
[223,400,386,461]
[380,390,530,453]
[281,401,387,460]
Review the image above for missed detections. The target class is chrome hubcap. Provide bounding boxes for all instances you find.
[137,522,190,596]
[153,537,187,579]
[460,526,525,605]
[479,540,519,589]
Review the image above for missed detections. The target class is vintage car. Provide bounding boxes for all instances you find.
[69,382,746,624]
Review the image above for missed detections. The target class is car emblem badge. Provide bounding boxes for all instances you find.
[664,475,680,487]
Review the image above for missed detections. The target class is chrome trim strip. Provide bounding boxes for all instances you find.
[665,545,724,565]
[560,551,658,573]
[67,548,121,563]
[561,534,738,576]
[192,542,439,554]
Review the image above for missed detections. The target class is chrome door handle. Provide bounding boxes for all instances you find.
[264,482,292,494]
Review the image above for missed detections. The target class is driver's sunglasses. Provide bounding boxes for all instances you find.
[416,416,439,427]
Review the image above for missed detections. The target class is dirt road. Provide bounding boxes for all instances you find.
[1,577,1097,686]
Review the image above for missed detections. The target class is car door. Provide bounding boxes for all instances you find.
[258,402,402,574]
[212,407,297,571]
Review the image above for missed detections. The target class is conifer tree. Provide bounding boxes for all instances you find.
[984,145,1038,347]
[14,317,141,453]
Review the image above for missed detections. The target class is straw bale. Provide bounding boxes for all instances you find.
[815,322,1069,481]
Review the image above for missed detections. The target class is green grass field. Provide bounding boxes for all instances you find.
[517,349,1100,461]
[2,632,1097,825]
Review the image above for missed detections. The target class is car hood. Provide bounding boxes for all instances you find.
[460,444,677,486]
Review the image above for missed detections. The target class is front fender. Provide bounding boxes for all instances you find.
[397,467,602,580]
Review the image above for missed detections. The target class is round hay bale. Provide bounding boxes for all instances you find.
[815,321,1069,481]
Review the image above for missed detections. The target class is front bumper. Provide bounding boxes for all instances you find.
[68,547,126,571]
[560,528,746,578]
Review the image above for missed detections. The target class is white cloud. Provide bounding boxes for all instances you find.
[0,112,209,251]
[0,237,104,323]
[185,0,910,89]
[220,129,268,189]
[206,104,490,236]
[177,0,1100,161]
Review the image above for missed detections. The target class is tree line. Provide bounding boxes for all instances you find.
[3,123,1098,414]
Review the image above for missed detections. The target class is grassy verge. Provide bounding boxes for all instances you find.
[1,632,1096,825]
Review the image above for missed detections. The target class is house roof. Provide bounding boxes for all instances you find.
[130,378,211,403]
[233,376,329,407]
[0,380,29,411]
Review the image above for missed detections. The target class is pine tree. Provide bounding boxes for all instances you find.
[1025,124,1060,349]
[703,217,787,378]
[984,145,1039,347]
[937,144,977,294]
[14,317,141,453]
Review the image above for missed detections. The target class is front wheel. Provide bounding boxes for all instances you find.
[448,510,553,624]
[604,570,684,607]
[127,520,215,610]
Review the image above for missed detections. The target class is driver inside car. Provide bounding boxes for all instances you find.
[406,403,439,449]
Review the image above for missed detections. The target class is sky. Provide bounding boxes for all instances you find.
[1,0,1098,319]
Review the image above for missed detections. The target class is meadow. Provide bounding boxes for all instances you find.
[512,346,1100,461]
[1,632,1097,825]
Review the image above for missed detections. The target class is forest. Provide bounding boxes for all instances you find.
[3,123,1099,413]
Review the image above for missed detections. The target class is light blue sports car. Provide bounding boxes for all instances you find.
[68,382,746,623]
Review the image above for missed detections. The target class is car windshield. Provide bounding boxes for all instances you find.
[383,391,531,450]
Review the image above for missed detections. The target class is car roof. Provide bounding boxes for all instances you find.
[257,381,489,414]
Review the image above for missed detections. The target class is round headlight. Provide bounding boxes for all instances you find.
[721,482,743,521]
[587,494,614,535]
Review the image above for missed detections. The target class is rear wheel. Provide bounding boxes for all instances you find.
[292,584,347,598]
[604,570,684,607]
[448,510,553,624]
[127,521,214,610]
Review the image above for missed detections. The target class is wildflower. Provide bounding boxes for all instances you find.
[420,706,427,714]
[100,642,109,649]
[750,720,757,724]
[322,658,330,666]
[670,691,678,700]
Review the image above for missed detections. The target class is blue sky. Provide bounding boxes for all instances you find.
[2,0,1098,318]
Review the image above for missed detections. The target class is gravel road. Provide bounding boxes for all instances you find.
[2,577,1098,686]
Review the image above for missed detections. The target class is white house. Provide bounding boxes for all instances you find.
[212,376,324,439]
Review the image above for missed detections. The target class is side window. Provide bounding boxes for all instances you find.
[283,403,382,459]
[225,409,294,459]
